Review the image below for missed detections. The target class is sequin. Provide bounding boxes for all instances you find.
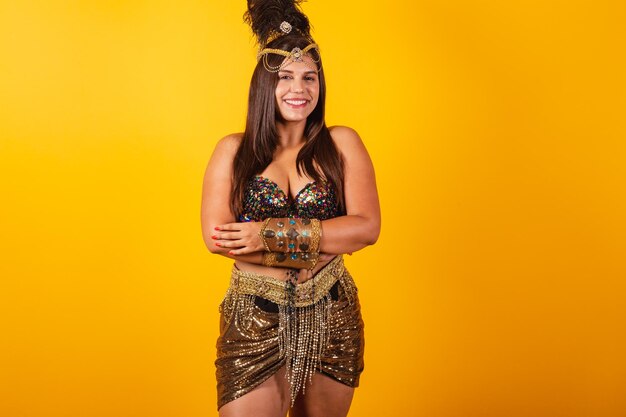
[216,175,363,411]
[216,262,364,411]
[238,176,340,222]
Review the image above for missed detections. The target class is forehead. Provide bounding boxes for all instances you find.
[279,54,319,73]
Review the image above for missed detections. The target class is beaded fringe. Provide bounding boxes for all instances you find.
[278,288,333,405]
[218,258,358,406]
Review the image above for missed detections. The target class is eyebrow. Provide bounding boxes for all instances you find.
[278,69,317,75]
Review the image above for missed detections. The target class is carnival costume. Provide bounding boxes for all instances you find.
[215,1,365,410]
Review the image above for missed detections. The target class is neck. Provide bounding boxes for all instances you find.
[275,119,307,148]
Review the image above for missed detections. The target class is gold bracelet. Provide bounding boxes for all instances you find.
[260,217,321,253]
[309,219,322,253]
[258,218,272,252]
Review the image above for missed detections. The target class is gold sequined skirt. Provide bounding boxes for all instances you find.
[215,255,365,411]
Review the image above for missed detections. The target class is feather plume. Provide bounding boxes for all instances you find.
[244,0,312,46]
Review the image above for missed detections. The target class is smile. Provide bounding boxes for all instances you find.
[284,99,308,107]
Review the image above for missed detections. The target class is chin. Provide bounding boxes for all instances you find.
[278,112,311,123]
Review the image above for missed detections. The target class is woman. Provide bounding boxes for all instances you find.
[201,1,380,416]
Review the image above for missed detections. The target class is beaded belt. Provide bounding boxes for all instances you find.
[229,255,345,307]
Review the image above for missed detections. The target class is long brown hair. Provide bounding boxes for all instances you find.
[230,34,345,218]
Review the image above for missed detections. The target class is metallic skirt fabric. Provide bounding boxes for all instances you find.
[215,256,365,410]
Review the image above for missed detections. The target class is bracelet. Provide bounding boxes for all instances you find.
[259,218,272,252]
[260,217,321,254]
[262,251,319,270]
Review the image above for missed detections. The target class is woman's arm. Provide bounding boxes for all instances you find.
[200,133,265,264]
[215,126,381,256]
[201,134,341,273]
[316,125,381,254]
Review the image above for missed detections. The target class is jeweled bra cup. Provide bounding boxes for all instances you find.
[238,175,340,222]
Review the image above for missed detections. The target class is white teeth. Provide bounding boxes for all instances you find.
[285,100,307,105]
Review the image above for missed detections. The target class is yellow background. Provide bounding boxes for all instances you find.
[1,1,625,416]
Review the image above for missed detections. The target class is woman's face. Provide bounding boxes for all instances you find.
[274,55,320,123]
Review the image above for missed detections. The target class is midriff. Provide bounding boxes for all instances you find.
[234,255,337,282]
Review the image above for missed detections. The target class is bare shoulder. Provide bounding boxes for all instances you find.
[205,132,243,178]
[214,132,243,155]
[328,125,370,160]
[329,125,361,144]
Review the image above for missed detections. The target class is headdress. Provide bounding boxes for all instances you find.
[243,0,321,73]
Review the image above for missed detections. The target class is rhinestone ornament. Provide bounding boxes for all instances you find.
[238,176,339,222]
[280,21,292,34]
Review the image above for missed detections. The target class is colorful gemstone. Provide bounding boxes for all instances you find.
[263,230,276,238]
[237,177,339,223]
[291,253,298,260]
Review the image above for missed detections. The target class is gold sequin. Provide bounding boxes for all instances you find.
[215,256,363,410]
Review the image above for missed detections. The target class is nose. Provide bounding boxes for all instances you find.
[291,78,304,93]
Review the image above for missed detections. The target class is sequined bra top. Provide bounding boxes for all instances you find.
[238,175,341,222]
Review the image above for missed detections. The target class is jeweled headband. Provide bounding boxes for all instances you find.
[244,0,321,74]
[256,20,321,73]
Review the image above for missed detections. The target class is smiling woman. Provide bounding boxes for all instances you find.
[275,67,320,120]
[200,1,380,416]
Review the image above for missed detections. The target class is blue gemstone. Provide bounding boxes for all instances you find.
[277,231,284,237]
[289,219,296,225]
[291,253,298,260]
[288,243,295,249]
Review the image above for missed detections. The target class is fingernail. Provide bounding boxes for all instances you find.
[215,242,221,247]
[228,251,234,255]
[214,226,221,231]
[211,235,217,239]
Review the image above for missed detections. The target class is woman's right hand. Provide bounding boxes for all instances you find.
[293,253,336,284]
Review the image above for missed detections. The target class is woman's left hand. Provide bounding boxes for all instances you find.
[212,222,264,255]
